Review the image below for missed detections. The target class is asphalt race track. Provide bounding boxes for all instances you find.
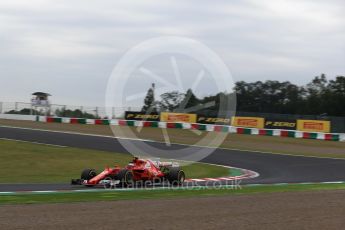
[1,126,345,192]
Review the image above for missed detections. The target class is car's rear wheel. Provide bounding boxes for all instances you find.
[167,167,185,186]
[115,169,134,187]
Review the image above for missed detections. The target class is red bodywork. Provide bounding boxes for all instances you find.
[81,158,172,186]
[85,166,121,186]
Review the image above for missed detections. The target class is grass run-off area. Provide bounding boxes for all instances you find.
[1,183,345,205]
[0,139,230,183]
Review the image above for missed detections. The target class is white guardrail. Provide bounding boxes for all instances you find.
[0,114,37,121]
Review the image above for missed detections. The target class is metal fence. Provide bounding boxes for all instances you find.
[1,102,344,133]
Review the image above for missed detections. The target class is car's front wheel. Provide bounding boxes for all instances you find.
[81,169,97,187]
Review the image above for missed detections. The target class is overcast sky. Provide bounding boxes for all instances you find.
[0,0,344,107]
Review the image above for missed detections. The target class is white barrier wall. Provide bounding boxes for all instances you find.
[0,114,37,121]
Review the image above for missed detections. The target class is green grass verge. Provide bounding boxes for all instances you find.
[0,140,229,183]
[1,183,344,205]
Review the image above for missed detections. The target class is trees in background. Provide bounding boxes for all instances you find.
[158,91,185,112]
[55,109,97,119]
[141,84,157,113]
[327,76,345,116]
[235,80,306,114]
[151,74,345,116]
[6,108,39,115]
[304,75,345,116]
[235,74,345,116]
[6,75,345,118]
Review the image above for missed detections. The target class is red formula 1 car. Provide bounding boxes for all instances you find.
[71,157,185,187]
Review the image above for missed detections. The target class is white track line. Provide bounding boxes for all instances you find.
[1,181,345,195]
[0,137,67,148]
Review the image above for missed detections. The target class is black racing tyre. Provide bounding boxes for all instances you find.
[114,169,134,187]
[167,167,185,186]
[81,169,97,180]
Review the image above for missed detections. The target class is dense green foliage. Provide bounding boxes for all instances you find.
[55,108,97,119]
[141,84,157,113]
[154,74,345,116]
[6,108,39,115]
[235,74,345,116]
